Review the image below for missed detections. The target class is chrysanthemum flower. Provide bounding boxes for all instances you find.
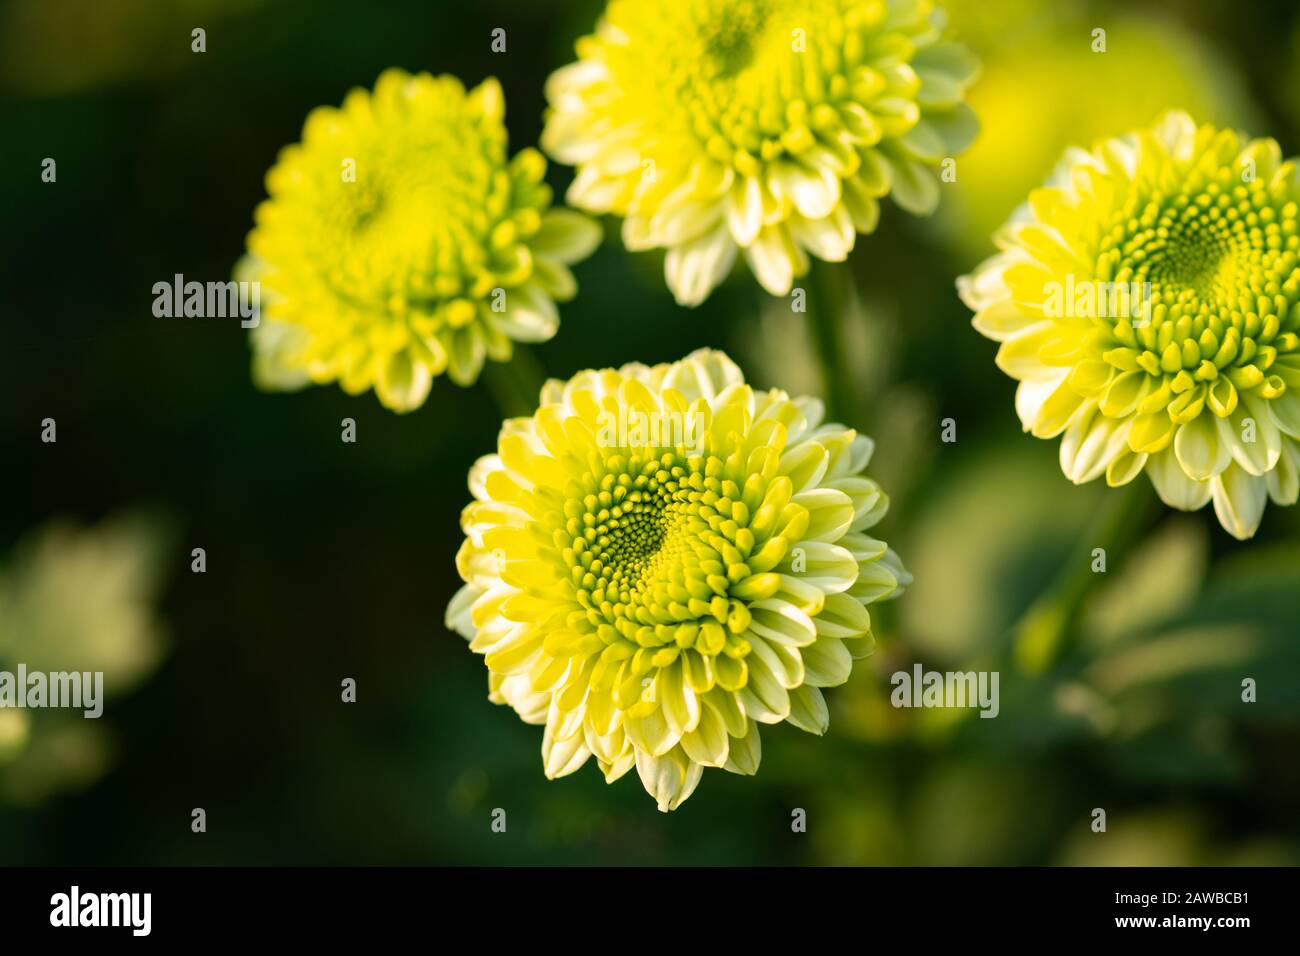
[446,349,909,810]
[240,70,601,411]
[959,112,1300,539]
[542,0,978,305]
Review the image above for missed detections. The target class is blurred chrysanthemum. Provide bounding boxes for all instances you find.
[542,0,978,305]
[959,112,1300,539]
[446,349,909,810]
[240,70,601,410]
[0,515,169,801]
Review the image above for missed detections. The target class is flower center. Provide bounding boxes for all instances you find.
[701,3,766,77]
[1146,222,1231,296]
[1092,171,1300,401]
[602,0,880,168]
[561,449,761,662]
[307,138,505,307]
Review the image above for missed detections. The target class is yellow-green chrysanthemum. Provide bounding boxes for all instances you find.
[446,349,909,810]
[959,112,1300,539]
[542,0,978,306]
[240,70,601,411]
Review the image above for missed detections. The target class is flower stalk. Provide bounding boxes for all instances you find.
[1013,480,1157,673]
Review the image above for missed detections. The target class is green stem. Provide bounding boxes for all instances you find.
[483,345,547,419]
[805,260,856,423]
[1012,479,1157,674]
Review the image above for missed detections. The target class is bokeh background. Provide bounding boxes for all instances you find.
[2,0,1299,864]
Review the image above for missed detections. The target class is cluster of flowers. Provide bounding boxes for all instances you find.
[237,0,1299,808]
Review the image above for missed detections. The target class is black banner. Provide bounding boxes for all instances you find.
[0,866,1289,942]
